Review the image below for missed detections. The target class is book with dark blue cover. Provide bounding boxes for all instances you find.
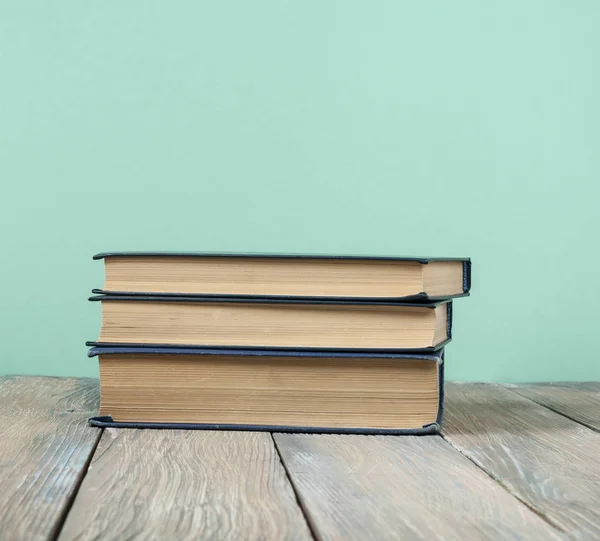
[88,346,445,435]
[92,251,471,302]
[87,295,453,352]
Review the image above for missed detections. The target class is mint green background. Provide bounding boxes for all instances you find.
[1,2,598,381]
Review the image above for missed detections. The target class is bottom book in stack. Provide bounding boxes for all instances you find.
[88,347,444,435]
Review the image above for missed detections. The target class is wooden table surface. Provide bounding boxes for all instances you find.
[1,377,599,540]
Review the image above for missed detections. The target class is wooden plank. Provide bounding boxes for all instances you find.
[274,433,561,541]
[444,382,600,538]
[0,376,101,541]
[58,429,313,541]
[507,382,600,432]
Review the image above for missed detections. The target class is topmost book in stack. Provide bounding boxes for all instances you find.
[87,252,471,434]
[93,251,470,301]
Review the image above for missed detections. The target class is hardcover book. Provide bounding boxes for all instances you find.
[88,346,445,435]
[87,295,452,352]
[92,252,471,302]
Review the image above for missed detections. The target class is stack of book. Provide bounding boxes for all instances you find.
[87,252,471,434]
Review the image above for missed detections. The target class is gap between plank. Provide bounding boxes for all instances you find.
[439,431,566,533]
[271,433,321,541]
[502,384,600,434]
[48,428,104,541]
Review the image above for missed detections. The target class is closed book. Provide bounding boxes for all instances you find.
[93,252,471,301]
[88,346,445,434]
[87,296,452,352]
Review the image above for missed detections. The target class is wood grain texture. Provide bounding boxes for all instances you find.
[444,383,600,538]
[507,382,600,432]
[274,433,561,541]
[58,429,313,541]
[0,376,101,541]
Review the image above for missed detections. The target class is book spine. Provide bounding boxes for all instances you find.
[435,351,445,427]
[463,260,472,293]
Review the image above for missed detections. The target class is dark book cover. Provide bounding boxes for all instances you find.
[88,346,445,435]
[86,296,453,353]
[92,252,471,302]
